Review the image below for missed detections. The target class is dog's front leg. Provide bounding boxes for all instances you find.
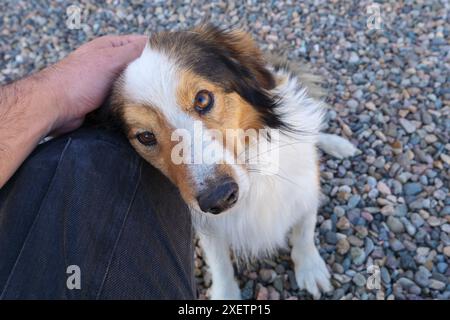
[198,233,241,300]
[291,212,332,299]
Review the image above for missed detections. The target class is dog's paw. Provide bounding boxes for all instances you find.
[294,250,332,299]
[209,281,241,300]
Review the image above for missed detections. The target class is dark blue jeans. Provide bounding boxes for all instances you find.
[0,129,195,299]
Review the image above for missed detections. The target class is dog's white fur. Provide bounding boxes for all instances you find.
[122,45,357,300]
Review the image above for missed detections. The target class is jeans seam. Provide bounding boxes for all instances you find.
[0,138,72,299]
[95,159,142,299]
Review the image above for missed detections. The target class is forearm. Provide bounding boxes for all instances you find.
[0,73,58,188]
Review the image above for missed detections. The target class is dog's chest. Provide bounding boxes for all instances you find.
[196,168,319,259]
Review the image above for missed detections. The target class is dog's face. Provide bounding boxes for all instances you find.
[111,25,285,215]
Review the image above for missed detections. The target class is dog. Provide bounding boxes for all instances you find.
[104,25,357,299]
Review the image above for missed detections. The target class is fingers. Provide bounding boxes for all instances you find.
[92,34,148,49]
[105,37,148,71]
[111,35,148,48]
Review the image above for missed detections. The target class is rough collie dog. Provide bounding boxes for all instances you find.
[105,25,356,299]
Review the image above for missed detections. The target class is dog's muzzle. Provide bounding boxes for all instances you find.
[196,176,239,214]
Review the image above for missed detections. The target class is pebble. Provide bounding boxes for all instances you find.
[381,205,395,216]
[436,262,448,274]
[332,288,346,300]
[348,52,360,64]
[259,269,277,283]
[350,247,366,265]
[348,235,364,247]
[286,270,298,291]
[397,277,415,289]
[441,224,450,234]
[334,206,346,217]
[336,238,350,255]
[414,268,431,288]
[377,181,391,195]
[411,213,425,228]
[409,199,424,210]
[409,285,421,295]
[347,99,358,109]
[336,216,351,230]
[361,211,374,222]
[399,118,416,134]
[404,183,423,196]
[395,204,408,217]
[256,285,269,300]
[334,274,352,284]
[241,280,255,300]
[387,216,405,234]
[380,267,391,285]
[273,276,284,292]
[400,252,416,270]
[275,264,285,274]
[429,280,446,291]
[325,231,338,245]
[390,239,406,252]
[427,216,441,227]
[320,219,333,232]
[352,273,366,287]
[347,195,361,209]
[443,246,450,258]
[203,271,212,287]
[364,238,375,256]
[268,287,281,300]
[401,217,417,236]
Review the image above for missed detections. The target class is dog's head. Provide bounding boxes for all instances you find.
[110,25,287,215]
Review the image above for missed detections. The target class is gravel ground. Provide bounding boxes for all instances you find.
[1,1,449,300]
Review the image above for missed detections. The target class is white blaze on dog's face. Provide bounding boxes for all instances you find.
[110,25,286,215]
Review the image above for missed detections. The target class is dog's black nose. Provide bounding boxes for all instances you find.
[197,177,239,214]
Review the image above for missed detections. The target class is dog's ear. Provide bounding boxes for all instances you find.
[193,24,275,91]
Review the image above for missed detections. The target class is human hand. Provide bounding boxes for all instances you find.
[0,35,147,187]
[43,35,147,134]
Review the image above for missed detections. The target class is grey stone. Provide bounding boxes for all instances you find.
[325,231,338,245]
[352,273,366,287]
[241,280,255,300]
[387,216,405,233]
[336,238,351,255]
[411,213,425,228]
[399,118,416,134]
[259,269,277,283]
[381,267,391,285]
[349,52,360,64]
[390,239,405,252]
[273,276,284,292]
[404,182,423,196]
[414,267,431,288]
[350,247,366,265]
[397,277,415,289]
[429,280,446,290]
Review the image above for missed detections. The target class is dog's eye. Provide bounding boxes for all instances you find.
[194,90,214,114]
[136,131,157,146]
